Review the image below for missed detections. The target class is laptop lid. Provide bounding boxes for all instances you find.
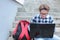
[30,23,55,38]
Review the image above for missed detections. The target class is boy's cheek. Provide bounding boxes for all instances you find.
[40,12,48,14]
[40,10,48,14]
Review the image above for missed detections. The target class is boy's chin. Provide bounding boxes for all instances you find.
[40,14,46,18]
[41,17,46,18]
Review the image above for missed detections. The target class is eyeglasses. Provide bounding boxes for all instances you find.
[40,8,49,11]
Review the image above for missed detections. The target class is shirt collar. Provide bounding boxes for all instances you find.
[39,14,49,18]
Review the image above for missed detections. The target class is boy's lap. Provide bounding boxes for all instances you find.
[34,35,60,40]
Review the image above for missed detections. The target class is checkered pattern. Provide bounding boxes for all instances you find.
[31,14,54,24]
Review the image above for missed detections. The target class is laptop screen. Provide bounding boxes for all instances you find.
[30,23,55,38]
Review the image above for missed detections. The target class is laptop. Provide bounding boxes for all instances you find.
[30,23,55,38]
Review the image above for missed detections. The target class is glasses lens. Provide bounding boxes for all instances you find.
[41,8,47,10]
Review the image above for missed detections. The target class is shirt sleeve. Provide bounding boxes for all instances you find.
[28,17,36,31]
[30,16,37,23]
[50,16,55,24]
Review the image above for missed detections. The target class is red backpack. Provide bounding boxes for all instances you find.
[12,20,31,40]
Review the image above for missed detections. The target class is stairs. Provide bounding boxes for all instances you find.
[8,0,60,40]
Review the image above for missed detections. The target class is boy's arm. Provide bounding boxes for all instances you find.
[28,16,37,31]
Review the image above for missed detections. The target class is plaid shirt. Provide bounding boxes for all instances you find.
[28,14,54,31]
[31,14,54,24]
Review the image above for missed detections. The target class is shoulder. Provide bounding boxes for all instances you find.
[31,14,39,22]
[47,15,55,23]
[46,15,54,19]
[32,14,39,19]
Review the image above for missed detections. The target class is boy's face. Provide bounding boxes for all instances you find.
[40,9,49,15]
[40,8,49,18]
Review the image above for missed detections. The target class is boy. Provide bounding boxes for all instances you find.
[31,4,60,40]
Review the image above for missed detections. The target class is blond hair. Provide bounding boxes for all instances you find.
[39,4,50,11]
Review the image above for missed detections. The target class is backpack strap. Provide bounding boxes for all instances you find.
[18,20,31,40]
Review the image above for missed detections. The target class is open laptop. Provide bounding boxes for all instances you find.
[30,23,55,38]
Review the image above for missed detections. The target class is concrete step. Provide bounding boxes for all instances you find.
[17,7,60,13]
[9,25,60,39]
[8,36,14,40]
[54,32,60,37]
[15,16,60,22]
[13,18,60,27]
[11,22,60,36]
[13,20,60,28]
[8,33,60,40]
[16,12,60,16]
[12,23,60,33]
[8,34,60,40]
[16,12,39,16]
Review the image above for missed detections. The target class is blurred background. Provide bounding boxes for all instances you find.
[0,0,60,40]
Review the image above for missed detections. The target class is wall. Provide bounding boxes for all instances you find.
[0,0,22,40]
